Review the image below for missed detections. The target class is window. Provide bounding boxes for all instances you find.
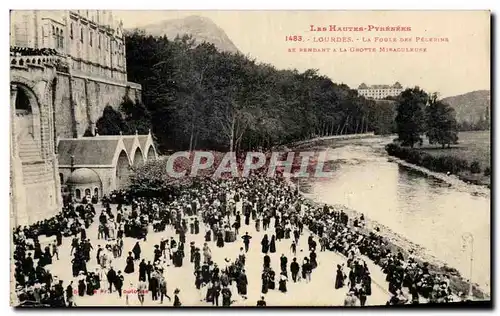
[70,23,73,39]
[80,27,84,43]
[98,34,101,49]
[54,27,59,48]
[90,31,93,47]
[60,30,64,48]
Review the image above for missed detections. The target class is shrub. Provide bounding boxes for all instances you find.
[385,144,476,176]
[470,161,482,174]
[421,153,434,169]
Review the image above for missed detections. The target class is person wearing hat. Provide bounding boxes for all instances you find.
[107,266,117,293]
[160,238,167,259]
[190,242,196,263]
[115,270,124,298]
[241,232,252,253]
[173,288,181,307]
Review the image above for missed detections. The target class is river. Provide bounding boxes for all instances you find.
[306,136,490,294]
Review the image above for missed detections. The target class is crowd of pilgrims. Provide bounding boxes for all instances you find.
[12,175,465,307]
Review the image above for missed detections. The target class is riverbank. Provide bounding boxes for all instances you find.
[285,136,489,300]
[387,156,490,198]
[385,142,490,189]
[289,177,489,301]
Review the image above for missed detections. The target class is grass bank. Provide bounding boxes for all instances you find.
[385,143,490,188]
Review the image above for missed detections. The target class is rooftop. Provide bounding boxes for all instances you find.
[358,82,403,89]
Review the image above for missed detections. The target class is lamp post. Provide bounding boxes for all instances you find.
[461,232,474,300]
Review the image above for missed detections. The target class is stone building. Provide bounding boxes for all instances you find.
[10,10,144,226]
[357,82,404,100]
[57,132,158,203]
[10,10,142,138]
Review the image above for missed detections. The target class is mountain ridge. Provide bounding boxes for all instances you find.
[441,90,490,124]
[130,15,240,54]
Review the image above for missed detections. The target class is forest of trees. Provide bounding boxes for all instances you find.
[92,30,398,153]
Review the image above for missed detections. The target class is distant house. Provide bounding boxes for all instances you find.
[57,131,158,202]
[357,82,404,100]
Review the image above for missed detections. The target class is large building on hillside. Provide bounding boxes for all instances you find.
[357,82,404,99]
[10,10,147,226]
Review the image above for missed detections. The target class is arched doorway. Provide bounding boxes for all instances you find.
[116,150,130,190]
[147,145,156,161]
[75,189,81,200]
[13,84,41,162]
[133,148,144,167]
[94,187,99,199]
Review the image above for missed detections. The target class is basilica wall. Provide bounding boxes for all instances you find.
[54,72,141,139]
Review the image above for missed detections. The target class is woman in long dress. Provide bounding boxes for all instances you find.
[173,289,182,307]
[269,235,276,253]
[278,272,288,293]
[237,270,248,297]
[261,235,269,254]
[132,242,141,261]
[124,252,135,274]
[268,269,276,290]
[261,270,269,294]
[335,264,345,289]
[216,231,224,248]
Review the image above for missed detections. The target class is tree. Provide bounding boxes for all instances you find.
[425,94,459,148]
[395,87,428,147]
[96,105,129,135]
[120,94,152,135]
[123,30,393,151]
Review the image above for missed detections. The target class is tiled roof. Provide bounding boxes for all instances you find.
[58,139,120,165]
[122,137,136,155]
[138,135,149,151]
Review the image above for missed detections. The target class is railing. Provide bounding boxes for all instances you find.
[10,55,70,73]
[11,55,59,67]
[10,46,68,70]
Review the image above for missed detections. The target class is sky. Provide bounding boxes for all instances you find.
[115,10,490,98]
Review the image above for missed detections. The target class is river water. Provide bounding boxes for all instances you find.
[308,136,490,294]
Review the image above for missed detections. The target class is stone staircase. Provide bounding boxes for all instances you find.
[18,137,43,162]
[17,137,53,185]
[21,162,53,185]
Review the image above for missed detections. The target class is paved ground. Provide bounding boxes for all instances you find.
[34,204,391,307]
